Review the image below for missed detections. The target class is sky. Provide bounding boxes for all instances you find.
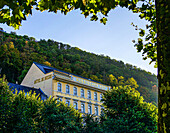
[0,7,157,75]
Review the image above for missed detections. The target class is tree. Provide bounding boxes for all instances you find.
[125,77,139,89]
[0,76,42,132]
[36,98,82,133]
[0,75,13,132]
[102,86,158,133]
[82,114,103,133]
[0,42,22,82]
[1,0,169,132]
[8,91,42,132]
[155,1,170,132]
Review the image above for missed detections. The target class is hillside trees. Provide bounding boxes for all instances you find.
[1,0,169,132]
[0,31,158,104]
[0,42,22,82]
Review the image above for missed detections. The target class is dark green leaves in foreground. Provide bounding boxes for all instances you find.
[0,77,157,132]
[102,86,158,133]
[37,98,82,133]
[0,77,82,132]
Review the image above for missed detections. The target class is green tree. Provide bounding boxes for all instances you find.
[0,76,42,132]
[0,43,22,82]
[8,91,42,132]
[125,77,139,89]
[102,86,158,133]
[0,75,13,132]
[1,0,169,132]
[82,114,102,133]
[36,98,82,133]
[108,74,118,87]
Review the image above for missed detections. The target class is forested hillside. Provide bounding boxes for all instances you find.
[0,29,158,105]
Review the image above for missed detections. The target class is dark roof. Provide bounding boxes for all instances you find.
[33,62,109,86]
[8,83,48,98]
[34,61,67,75]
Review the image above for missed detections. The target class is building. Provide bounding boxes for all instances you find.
[21,62,111,116]
[8,83,48,100]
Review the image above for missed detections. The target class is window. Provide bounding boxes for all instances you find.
[73,87,77,96]
[101,106,104,114]
[59,97,62,101]
[87,90,91,99]
[58,83,62,92]
[88,104,92,114]
[66,85,70,94]
[100,94,103,101]
[73,101,78,110]
[81,88,84,97]
[57,97,62,102]
[95,106,98,116]
[81,103,85,113]
[94,92,97,101]
[66,99,70,106]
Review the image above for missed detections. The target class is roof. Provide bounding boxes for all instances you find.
[8,82,48,97]
[34,61,68,75]
[33,62,109,86]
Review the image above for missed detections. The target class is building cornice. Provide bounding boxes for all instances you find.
[53,75,106,93]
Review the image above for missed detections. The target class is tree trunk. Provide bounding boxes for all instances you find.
[155,0,170,132]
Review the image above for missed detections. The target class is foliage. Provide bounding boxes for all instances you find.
[0,31,158,104]
[0,0,157,64]
[36,98,82,133]
[0,76,83,132]
[1,0,170,132]
[82,114,103,133]
[7,91,42,133]
[0,75,13,132]
[0,75,42,132]
[101,86,158,133]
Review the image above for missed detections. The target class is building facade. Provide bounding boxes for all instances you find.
[21,62,111,116]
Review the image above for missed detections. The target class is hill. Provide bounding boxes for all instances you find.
[0,29,158,105]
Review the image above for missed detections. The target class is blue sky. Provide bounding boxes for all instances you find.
[0,7,157,75]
